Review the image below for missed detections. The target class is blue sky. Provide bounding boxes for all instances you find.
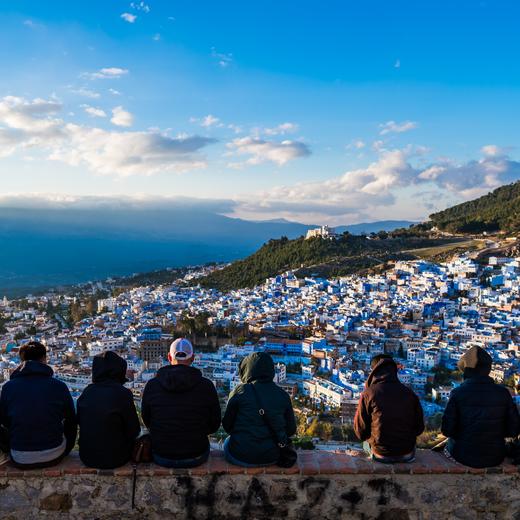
[0,0,519,224]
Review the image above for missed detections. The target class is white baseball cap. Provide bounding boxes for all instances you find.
[170,338,194,360]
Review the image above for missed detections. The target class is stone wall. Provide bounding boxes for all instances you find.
[1,450,519,519]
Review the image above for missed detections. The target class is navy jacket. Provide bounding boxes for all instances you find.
[442,375,520,468]
[77,351,141,469]
[0,361,77,452]
[142,364,221,459]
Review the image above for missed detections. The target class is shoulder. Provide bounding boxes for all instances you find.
[143,377,160,394]
[495,384,514,399]
[199,376,218,395]
[228,383,248,400]
[52,377,71,394]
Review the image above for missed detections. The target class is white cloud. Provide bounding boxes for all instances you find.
[82,67,129,80]
[233,149,408,222]
[50,126,216,176]
[228,124,242,134]
[201,115,219,127]
[263,122,299,136]
[121,13,137,23]
[131,1,150,12]
[211,47,233,68]
[153,33,161,41]
[0,95,217,176]
[226,137,311,167]
[108,89,121,96]
[83,106,107,118]
[0,96,63,142]
[346,139,366,150]
[394,59,401,69]
[190,115,224,128]
[111,106,134,127]
[71,87,100,99]
[481,144,508,157]
[23,19,44,29]
[418,155,520,198]
[232,145,520,223]
[379,120,418,135]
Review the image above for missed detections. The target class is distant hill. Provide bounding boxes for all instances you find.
[0,204,419,296]
[252,219,416,235]
[427,181,520,233]
[338,220,416,235]
[0,206,312,295]
[199,233,454,291]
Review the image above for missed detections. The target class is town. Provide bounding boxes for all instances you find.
[1,250,520,447]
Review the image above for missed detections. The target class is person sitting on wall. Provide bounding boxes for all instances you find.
[141,338,221,468]
[354,354,424,463]
[222,351,297,467]
[442,345,520,468]
[0,341,77,469]
[77,351,141,469]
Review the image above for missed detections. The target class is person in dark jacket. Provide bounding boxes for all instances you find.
[0,341,77,468]
[222,352,297,467]
[354,354,424,463]
[441,346,520,468]
[77,351,140,469]
[141,338,221,468]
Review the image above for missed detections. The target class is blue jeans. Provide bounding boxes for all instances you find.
[363,441,415,464]
[153,447,210,469]
[223,437,277,468]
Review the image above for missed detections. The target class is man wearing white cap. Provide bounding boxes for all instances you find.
[141,338,221,468]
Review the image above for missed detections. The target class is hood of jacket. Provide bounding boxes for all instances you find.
[10,360,54,379]
[92,351,127,384]
[457,346,492,379]
[239,352,275,384]
[365,358,399,388]
[156,364,203,392]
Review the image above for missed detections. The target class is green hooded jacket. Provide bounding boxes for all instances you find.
[222,352,297,464]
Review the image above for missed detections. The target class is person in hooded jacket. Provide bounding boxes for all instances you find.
[222,352,297,467]
[441,345,520,468]
[77,351,140,469]
[354,354,424,463]
[0,341,77,468]
[141,338,221,468]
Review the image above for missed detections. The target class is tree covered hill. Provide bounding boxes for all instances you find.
[427,181,520,233]
[199,233,455,291]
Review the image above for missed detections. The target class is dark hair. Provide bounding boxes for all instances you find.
[19,341,47,362]
[370,354,393,369]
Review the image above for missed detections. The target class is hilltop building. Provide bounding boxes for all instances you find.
[305,225,337,240]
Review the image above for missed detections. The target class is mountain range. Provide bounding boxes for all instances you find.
[0,205,414,295]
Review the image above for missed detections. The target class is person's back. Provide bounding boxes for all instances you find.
[442,346,520,468]
[0,342,77,468]
[222,352,297,466]
[354,355,424,461]
[141,338,221,466]
[77,351,140,469]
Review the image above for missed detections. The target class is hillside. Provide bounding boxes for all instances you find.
[428,181,520,233]
[199,233,459,291]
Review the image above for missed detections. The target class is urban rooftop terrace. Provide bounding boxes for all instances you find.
[1,449,519,519]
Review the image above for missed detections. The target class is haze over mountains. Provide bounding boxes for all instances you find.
[0,202,414,294]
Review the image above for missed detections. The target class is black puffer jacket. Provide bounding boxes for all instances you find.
[441,347,520,468]
[141,364,221,459]
[77,351,140,469]
[222,352,297,465]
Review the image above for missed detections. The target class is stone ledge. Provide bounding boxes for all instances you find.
[0,449,517,478]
